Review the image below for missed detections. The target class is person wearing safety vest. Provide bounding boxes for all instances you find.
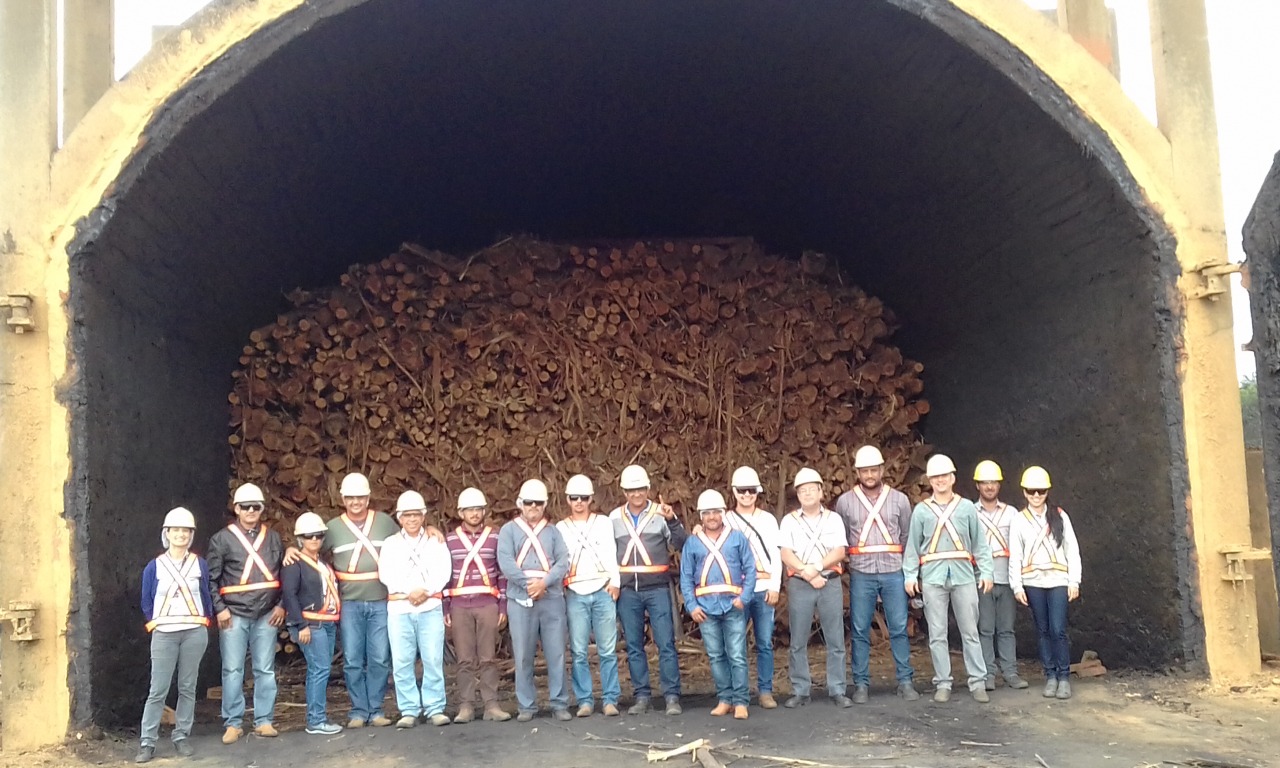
[379,491,454,728]
[609,464,688,716]
[680,490,757,720]
[1008,466,1082,700]
[555,474,622,718]
[136,507,213,764]
[724,466,782,709]
[280,512,343,736]
[903,455,994,704]
[779,467,852,709]
[497,479,573,722]
[972,460,1029,691]
[834,445,919,703]
[443,487,511,723]
[206,483,285,743]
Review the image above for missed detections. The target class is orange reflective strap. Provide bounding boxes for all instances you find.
[447,527,499,598]
[785,509,843,577]
[1020,509,1068,574]
[693,530,741,597]
[619,503,660,567]
[340,513,382,575]
[298,552,341,617]
[847,487,904,556]
[147,554,208,632]
[979,504,1011,558]
[563,518,608,586]
[225,523,278,589]
[919,498,972,565]
[514,518,552,578]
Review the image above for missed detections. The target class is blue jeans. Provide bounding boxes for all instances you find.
[339,600,391,720]
[743,594,775,693]
[617,587,681,699]
[702,609,749,706]
[1025,586,1071,680]
[566,589,621,707]
[849,570,915,686]
[388,608,446,717]
[219,612,278,728]
[291,622,336,727]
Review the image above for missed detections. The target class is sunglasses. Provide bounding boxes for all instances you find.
[237,504,264,512]
[567,495,590,502]
[733,488,758,495]
[1023,489,1049,496]
[520,500,546,507]
[299,533,324,540]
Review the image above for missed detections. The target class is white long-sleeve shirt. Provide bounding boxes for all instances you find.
[725,508,782,593]
[556,514,621,595]
[378,530,452,615]
[1008,507,1082,592]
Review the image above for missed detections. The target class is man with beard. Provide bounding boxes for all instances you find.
[972,460,1029,691]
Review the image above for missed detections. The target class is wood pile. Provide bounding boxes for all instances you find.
[229,236,929,529]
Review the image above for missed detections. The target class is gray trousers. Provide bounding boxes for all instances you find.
[139,627,209,746]
[508,594,569,712]
[922,581,987,691]
[786,576,846,697]
[978,583,1018,680]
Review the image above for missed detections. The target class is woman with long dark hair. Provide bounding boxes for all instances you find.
[1008,466,1082,700]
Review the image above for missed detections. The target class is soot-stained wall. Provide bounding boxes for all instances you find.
[66,0,1190,724]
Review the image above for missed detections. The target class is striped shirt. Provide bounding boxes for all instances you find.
[443,525,507,616]
[834,485,912,575]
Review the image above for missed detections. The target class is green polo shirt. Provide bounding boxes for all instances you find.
[324,510,400,602]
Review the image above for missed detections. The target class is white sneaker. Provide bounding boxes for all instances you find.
[305,722,343,735]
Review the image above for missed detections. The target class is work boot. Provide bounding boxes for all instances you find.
[516,710,535,723]
[346,718,366,729]
[553,709,573,722]
[1005,675,1030,690]
[221,726,243,744]
[710,701,732,716]
[852,685,869,704]
[253,723,278,738]
[733,705,749,720]
[984,677,996,691]
[483,705,511,722]
[396,716,417,729]
[134,745,155,764]
[758,693,778,709]
[1056,679,1072,700]
[453,705,475,724]
[174,739,195,757]
[430,713,451,726]
[628,697,651,715]
[897,682,920,701]
[933,687,951,703]
[832,694,853,708]
[577,703,593,718]
[972,688,990,703]
[369,715,393,727]
[783,695,810,708]
[603,703,620,717]
[665,696,683,716]
[1042,678,1059,698]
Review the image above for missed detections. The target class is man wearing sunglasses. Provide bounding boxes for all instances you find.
[497,479,571,722]
[723,466,782,709]
[206,483,285,745]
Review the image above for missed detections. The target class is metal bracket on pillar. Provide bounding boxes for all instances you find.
[0,601,37,641]
[0,294,35,333]
[1220,545,1272,583]
[1189,263,1241,300]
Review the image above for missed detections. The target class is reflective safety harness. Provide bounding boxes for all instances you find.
[562,518,609,587]
[1020,508,1069,574]
[514,518,552,580]
[785,509,843,577]
[978,503,1011,559]
[446,526,500,599]
[335,513,382,582]
[618,502,669,574]
[384,531,444,603]
[219,524,281,595]
[298,552,342,622]
[919,497,973,565]
[147,553,210,632]
[693,530,742,597]
[847,487,904,556]
[726,511,773,582]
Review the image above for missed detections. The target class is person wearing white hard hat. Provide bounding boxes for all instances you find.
[443,487,511,723]
[608,464,687,715]
[379,491,454,728]
[833,445,919,703]
[556,474,622,717]
[972,460,1029,691]
[903,455,994,704]
[680,490,757,720]
[280,512,343,735]
[724,466,782,709]
[1007,466,1082,700]
[136,507,213,764]
[497,479,572,721]
[778,468,852,708]
[206,483,285,743]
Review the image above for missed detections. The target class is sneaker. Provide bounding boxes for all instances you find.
[1043,678,1059,698]
[831,695,853,708]
[305,722,343,735]
[396,716,417,729]
[369,715,393,727]
[430,713,452,726]
[933,687,951,703]
[710,701,732,716]
[134,745,155,764]
[973,688,990,703]
[577,704,593,718]
[453,705,475,724]
[628,698,651,715]
[253,723,278,738]
[347,718,366,729]
[174,739,194,757]
[664,696,683,716]
[516,710,535,722]
[1056,679,1072,699]
[758,693,778,709]
[897,683,920,701]
[553,709,572,722]
[483,706,512,722]
[603,703,620,717]
[783,695,810,708]
[1005,675,1030,690]
[984,677,996,691]
[221,726,243,744]
[852,685,869,704]
[733,705,749,720]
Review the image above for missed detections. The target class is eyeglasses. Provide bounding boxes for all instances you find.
[733,488,758,495]
[237,504,264,512]
[1023,489,1048,496]
[520,500,546,507]
[567,495,590,502]
[299,533,324,540]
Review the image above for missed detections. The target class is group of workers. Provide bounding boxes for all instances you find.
[135,446,1083,763]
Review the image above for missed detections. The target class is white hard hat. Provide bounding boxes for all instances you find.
[926,454,958,477]
[232,483,265,505]
[396,490,427,514]
[163,507,196,529]
[853,446,885,469]
[696,489,728,513]
[340,472,371,497]
[294,512,327,536]
[973,460,1003,482]
[619,465,651,490]
[517,479,549,503]
[793,467,823,488]
[565,474,595,496]
[730,466,763,493]
[457,487,488,509]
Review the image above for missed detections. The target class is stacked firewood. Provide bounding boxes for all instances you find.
[229,237,929,533]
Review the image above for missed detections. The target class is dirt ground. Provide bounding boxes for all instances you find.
[10,648,1280,768]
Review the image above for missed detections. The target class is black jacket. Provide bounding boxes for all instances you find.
[281,560,336,630]
[206,523,284,619]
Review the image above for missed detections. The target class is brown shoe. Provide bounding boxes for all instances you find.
[733,705,749,720]
[483,706,512,722]
[710,702,732,717]
[576,704,593,718]
[602,703,620,717]
[253,724,278,738]
[346,718,366,729]
[221,726,243,744]
[758,693,778,709]
[453,705,475,724]
[369,716,393,727]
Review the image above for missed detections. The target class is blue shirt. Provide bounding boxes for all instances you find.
[680,528,756,616]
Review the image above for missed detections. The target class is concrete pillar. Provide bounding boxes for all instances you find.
[63,0,115,140]
[1149,0,1261,680]
[0,0,73,752]
[1057,0,1119,77]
